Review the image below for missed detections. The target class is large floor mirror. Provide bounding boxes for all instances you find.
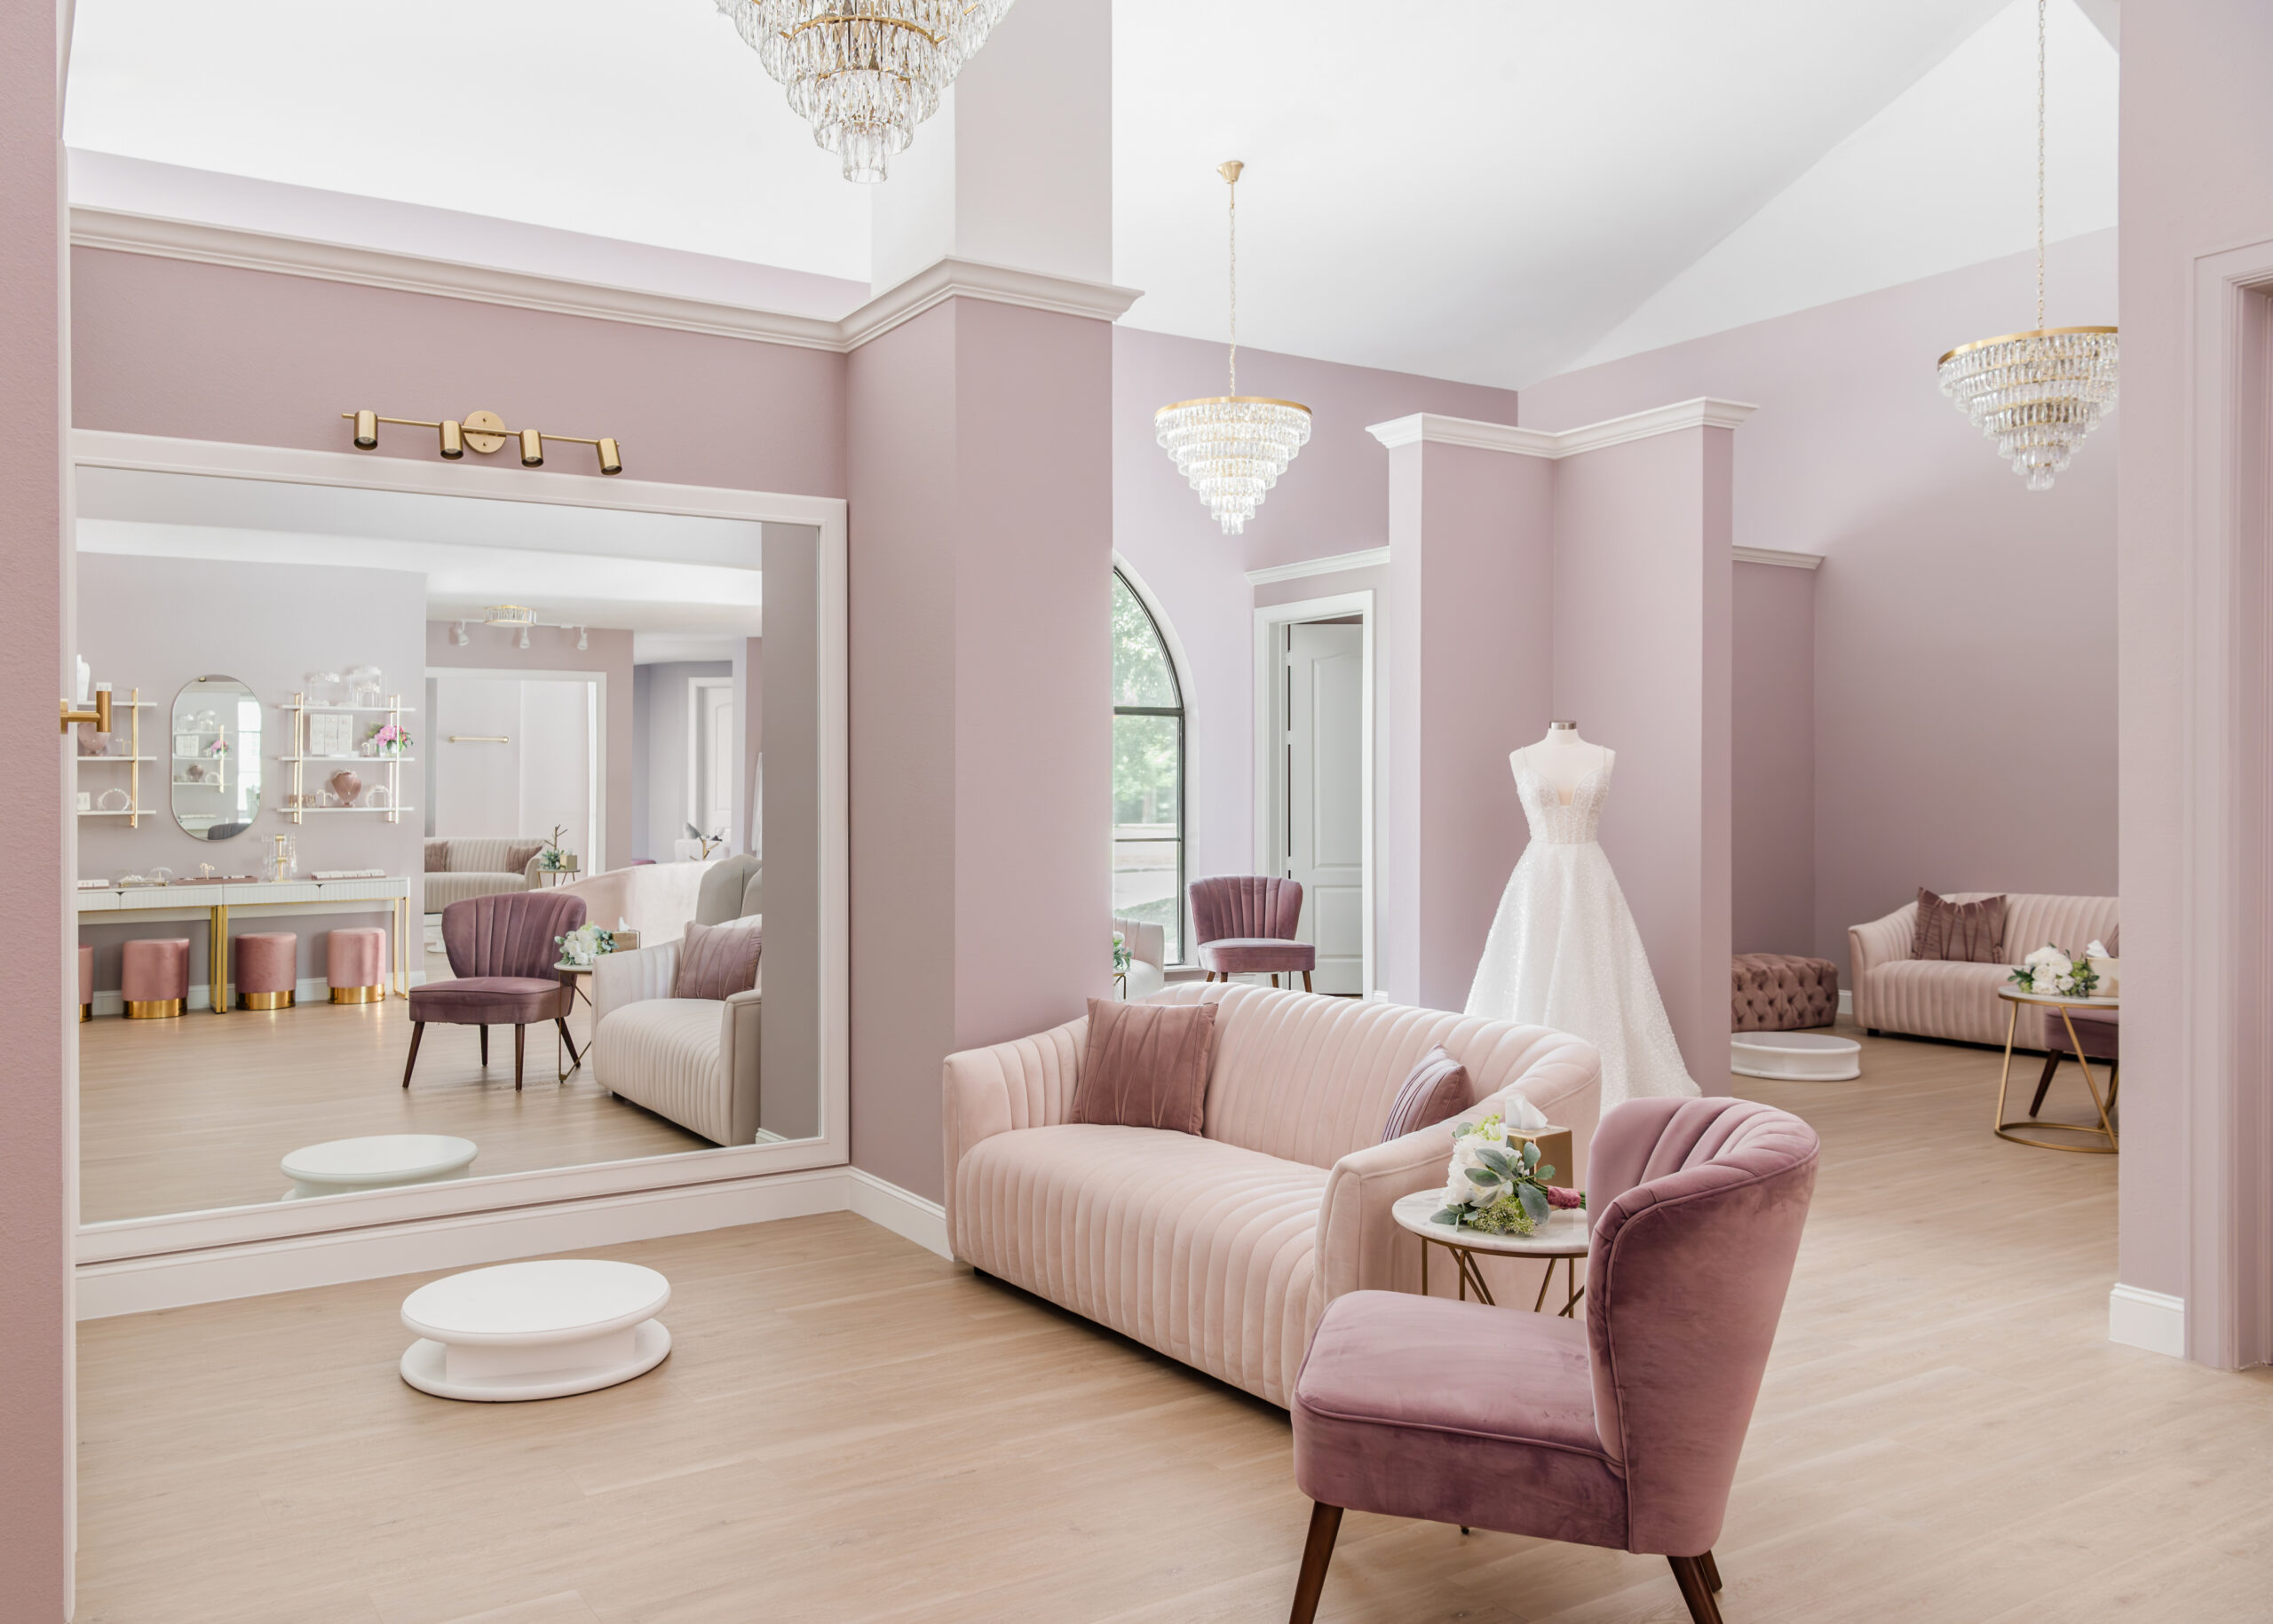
[70,442,844,1248]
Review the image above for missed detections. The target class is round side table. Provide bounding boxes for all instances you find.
[400,1258,671,1402]
[1995,985,2119,1153]
[554,962,594,1080]
[1390,1189,1592,1317]
[281,1133,477,1200]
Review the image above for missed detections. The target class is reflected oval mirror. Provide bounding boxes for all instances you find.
[170,676,262,839]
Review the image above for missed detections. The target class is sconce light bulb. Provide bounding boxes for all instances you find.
[596,438,622,476]
[519,625,531,650]
[439,419,465,460]
[519,429,544,468]
[352,410,378,449]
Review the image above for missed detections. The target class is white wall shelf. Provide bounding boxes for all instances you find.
[73,685,147,826]
[287,805,416,815]
[280,755,416,764]
[77,757,155,764]
[278,690,409,824]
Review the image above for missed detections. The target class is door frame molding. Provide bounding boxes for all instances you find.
[68,430,850,1275]
[428,666,607,883]
[1254,590,1375,997]
[686,674,736,846]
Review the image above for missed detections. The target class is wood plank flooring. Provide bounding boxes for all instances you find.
[75,1023,2273,1622]
[78,949,707,1224]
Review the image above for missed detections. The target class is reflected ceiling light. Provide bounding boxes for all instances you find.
[1154,162,1311,536]
[576,627,590,651]
[453,621,470,646]
[711,0,1015,183]
[519,626,532,650]
[1936,0,2116,490]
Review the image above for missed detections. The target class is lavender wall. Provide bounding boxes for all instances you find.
[630,659,732,863]
[1520,234,2119,979]
[1,0,70,1604]
[72,249,848,497]
[1113,327,1521,954]
[1731,560,1817,955]
[1552,429,1735,1089]
[424,621,636,871]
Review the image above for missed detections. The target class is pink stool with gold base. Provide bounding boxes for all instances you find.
[329,927,387,1003]
[235,931,298,1010]
[78,944,93,1022]
[122,938,190,1018]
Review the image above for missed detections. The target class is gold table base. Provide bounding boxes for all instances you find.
[1994,996,2119,1154]
[1419,1232,1585,1318]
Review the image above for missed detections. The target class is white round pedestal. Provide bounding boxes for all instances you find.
[281,1134,477,1200]
[1730,1031,1862,1081]
[400,1259,671,1402]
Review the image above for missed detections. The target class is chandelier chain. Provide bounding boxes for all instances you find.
[1227,171,1239,398]
[2036,0,2047,333]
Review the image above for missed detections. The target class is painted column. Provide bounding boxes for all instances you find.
[1369,418,1556,1012]
[1551,424,1737,1093]
[0,0,73,1611]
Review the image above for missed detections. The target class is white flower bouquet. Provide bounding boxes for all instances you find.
[1430,1113,1585,1237]
[555,923,617,968]
[2011,942,2101,999]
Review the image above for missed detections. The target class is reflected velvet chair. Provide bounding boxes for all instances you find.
[1189,875,1314,991]
[1286,1097,1819,1624]
[2031,1006,2119,1117]
[404,891,587,1091]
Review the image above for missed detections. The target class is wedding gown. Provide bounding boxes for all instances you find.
[1464,749,1699,1107]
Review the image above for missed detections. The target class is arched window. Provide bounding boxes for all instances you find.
[1113,568,1186,963]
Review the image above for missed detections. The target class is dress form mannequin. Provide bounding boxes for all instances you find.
[1513,721,1612,804]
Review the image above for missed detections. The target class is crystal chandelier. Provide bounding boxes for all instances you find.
[1937,0,2117,490]
[1155,162,1312,535]
[713,0,1014,183]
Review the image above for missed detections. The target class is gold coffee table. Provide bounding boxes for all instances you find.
[1994,985,2119,1153]
[1390,1189,1592,1317]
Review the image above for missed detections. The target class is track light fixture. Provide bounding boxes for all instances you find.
[576,626,589,651]
[342,408,623,475]
[519,625,531,650]
[454,622,469,646]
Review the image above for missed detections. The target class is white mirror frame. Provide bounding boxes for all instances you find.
[70,431,849,1300]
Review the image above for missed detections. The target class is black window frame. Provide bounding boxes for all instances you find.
[1112,568,1188,966]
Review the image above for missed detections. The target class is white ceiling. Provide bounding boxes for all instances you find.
[63,0,2120,389]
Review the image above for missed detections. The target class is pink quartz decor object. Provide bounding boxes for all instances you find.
[77,945,92,1021]
[328,769,363,807]
[327,926,386,1003]
[234,931,297,1010]
[120,937,190,1018]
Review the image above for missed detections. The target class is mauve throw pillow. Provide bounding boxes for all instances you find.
[424,840,449,875]
[1070,998,1216,1136]
[1382,1045,1471,1140]
[1913,889,2008,963]
[672,917,764,1000]
[503,841,546,875]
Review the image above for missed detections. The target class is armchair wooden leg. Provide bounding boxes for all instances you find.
[479,1025,489,1066]
[1700,1549,1722,1593]
[1669,1555,1724,1624]
[1303,970,1313,993]
[557,1017,582,1067]
[513,1025,527,1091]
[2030,1050,2063,1116]
[1287,1502,1342,1624]
[1272,972,1281,988]
[401,1021,425,1089]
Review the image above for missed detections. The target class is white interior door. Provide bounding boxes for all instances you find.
[1285,621,1365,994]
[433,677,522,836]
[519,679,592,859]
[703,684,735,844]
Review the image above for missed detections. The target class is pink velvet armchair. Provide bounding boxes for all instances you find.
[1286,1097,1819,1624]
[1189,875,1315,990]
[403,891,587,1091]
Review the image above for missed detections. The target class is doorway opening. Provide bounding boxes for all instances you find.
[1255,591,1374,996]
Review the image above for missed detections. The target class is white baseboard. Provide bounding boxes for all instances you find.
[846,1167,951,1259]
[75,1164,946,1319]
[2109,1284,2187,1359]
[1838,989,1853,1017]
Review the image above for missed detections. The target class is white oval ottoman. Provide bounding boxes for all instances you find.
[281,1134,477,1200]
[1730,1030,1863,1081]
[400,1259,671,1402]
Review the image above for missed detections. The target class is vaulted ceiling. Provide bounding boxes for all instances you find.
[64,0,2119,389]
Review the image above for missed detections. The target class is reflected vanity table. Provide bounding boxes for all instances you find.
[78,876,415,1014]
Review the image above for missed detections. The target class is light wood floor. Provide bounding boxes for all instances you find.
[75,1023,2273,1622]
[79,948,708,1224]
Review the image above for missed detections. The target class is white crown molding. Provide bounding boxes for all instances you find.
[1366,398,1759,460]
[837,257,1144,350]
[1733,545,1824,570]
[70,208,1143,355]
[1244,547,1391,585]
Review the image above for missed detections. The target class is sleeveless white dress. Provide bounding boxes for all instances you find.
[1464,749,1699,1108]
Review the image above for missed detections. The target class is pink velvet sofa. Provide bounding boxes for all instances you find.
[942,982,1603,1407]
[1849,891,2118,1050]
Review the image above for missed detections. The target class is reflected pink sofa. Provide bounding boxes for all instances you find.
[942,982,1603,1407]
[1849,891,2118,1049]
[1287,1097,1819,1624]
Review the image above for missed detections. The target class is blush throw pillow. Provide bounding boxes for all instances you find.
[424,840,449,875]
[503,841,547,875]
[1382,1045,1471,1140]
[1069,998,1217,1136]
[1913,889,2008,963]
[672,917,764,1000]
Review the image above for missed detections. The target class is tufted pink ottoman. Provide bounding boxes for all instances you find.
[328,927,387,1004]
[122,937,190,1018]
[78,944,93,1023]
[1732,953,1840,1032]
[235,931,298,1010]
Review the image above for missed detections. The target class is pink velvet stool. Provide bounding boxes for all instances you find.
[234,932,298,1010]
[78,944,92,1022]
[121,937,190,1018]
[328,927,387,1004]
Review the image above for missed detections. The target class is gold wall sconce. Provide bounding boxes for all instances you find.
[344,408,623,475]
[59,687,113,735]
